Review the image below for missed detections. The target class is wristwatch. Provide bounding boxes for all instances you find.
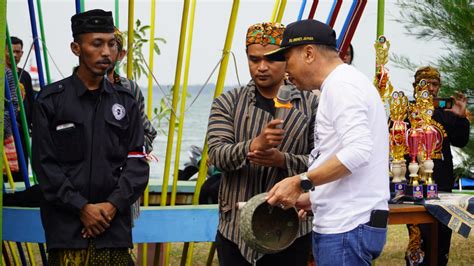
[299,172,313,192]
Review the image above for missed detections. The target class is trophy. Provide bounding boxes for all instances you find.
[414,80,439,199]
[423,126,439,199]
[389,91,408,195]
[405,128,424,200]
[374,35,393,103]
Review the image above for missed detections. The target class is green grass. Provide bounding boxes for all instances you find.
[5,225,473,265]
[168,225,473,265]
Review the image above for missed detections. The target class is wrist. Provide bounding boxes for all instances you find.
[299,172,314,192]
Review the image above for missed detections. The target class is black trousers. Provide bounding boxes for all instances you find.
[419,223,452,266]
[216,231,311,266]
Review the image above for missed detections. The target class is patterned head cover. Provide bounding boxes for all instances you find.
[413,66,440,88]
[114,27,125,51]
[246,22,285,47]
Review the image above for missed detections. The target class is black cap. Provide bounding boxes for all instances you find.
[265,19,337,61]
[71,9,114,38]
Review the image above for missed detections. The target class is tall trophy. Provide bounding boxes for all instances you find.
[406,128,424,200]
[389,91,408,195]
[405,88,429,201]
[414,80,439,199]
[423,126,439,199]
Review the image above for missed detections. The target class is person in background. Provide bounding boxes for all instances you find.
[207,22,318,266]
[342,43,354,65]
[32,9,149,265]
[108,27,157,154]
[265,19,390,265]
[405,66,470,266]
[5,36,35,182]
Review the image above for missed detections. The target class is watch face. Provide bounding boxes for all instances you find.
[301,179,313,191]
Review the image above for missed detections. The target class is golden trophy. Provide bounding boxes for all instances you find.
[405,86,433,200]
[389,91,408,195]
[374,35,394,104]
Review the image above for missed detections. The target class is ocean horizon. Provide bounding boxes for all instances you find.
[141,84,239,180]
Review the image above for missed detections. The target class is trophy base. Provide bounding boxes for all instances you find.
[404,184,424,201]
[423,184,439,199]
[390,182,406,195]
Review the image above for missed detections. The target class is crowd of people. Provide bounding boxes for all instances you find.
[2,8,471,266]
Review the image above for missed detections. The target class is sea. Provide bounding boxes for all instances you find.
[141,83,235,180]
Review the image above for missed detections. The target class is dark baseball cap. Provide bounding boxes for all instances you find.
[265,19,337,61]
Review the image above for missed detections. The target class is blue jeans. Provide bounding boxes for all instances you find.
[313,224,387,266]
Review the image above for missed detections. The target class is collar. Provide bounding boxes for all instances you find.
[72,72,114,96]
[247,79,301,104]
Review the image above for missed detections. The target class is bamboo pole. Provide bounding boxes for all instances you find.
[308,0,318,19]
[3,151,15,191]
[271,0,280,22]
[7,242,20,266]
[171,0,197,259]
[139,1,156,264]
[325,0,343,27]
[183,1,240,264]
[126,0,135,79]
[115,0,119,28]
[171,0,197,208]
[75,0,81,14]
[335,0,357,49]
[172,2,198,263]
[143,0,156,209]
[36,0,51,84]
[6,26,35,185]
[4,72,30,188]
[377,0,384,38]
[161,0,190,206]
[275,0,287,23]
[0,0,6,256]
[297,0,307,21]
[26,0,45,89]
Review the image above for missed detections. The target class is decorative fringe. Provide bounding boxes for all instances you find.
[406,224,425,265]
[3,135,19,173]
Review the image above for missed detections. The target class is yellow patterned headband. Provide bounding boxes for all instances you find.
[246,22,285,47]
[413,66,440,88]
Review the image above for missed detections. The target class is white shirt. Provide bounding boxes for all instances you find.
[309,64,390,234]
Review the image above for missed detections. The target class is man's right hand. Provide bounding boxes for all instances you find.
[250,119,285,151]
[80,204,110,238]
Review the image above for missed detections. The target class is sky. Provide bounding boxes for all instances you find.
[7,0,448,95]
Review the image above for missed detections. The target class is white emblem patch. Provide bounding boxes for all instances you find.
[112,103,126,120]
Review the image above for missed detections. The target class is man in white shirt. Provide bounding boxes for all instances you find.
[265,19,390,265]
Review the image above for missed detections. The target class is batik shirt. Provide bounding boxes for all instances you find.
[207,80,318,262]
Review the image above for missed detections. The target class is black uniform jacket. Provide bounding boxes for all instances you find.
[431,109,470,191]
[32,74,149,250]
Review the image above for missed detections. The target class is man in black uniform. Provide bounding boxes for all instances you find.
[32,9,149,265]
[406,66,470,266]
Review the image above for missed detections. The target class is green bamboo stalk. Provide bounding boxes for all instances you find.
[114,0,119,28]
[184,1,240,265]
[377,0,384,38]
[6,25,36,185]
[0,0,7,252]
[36,0,51,84]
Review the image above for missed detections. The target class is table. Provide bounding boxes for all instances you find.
[389,204,438,265]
